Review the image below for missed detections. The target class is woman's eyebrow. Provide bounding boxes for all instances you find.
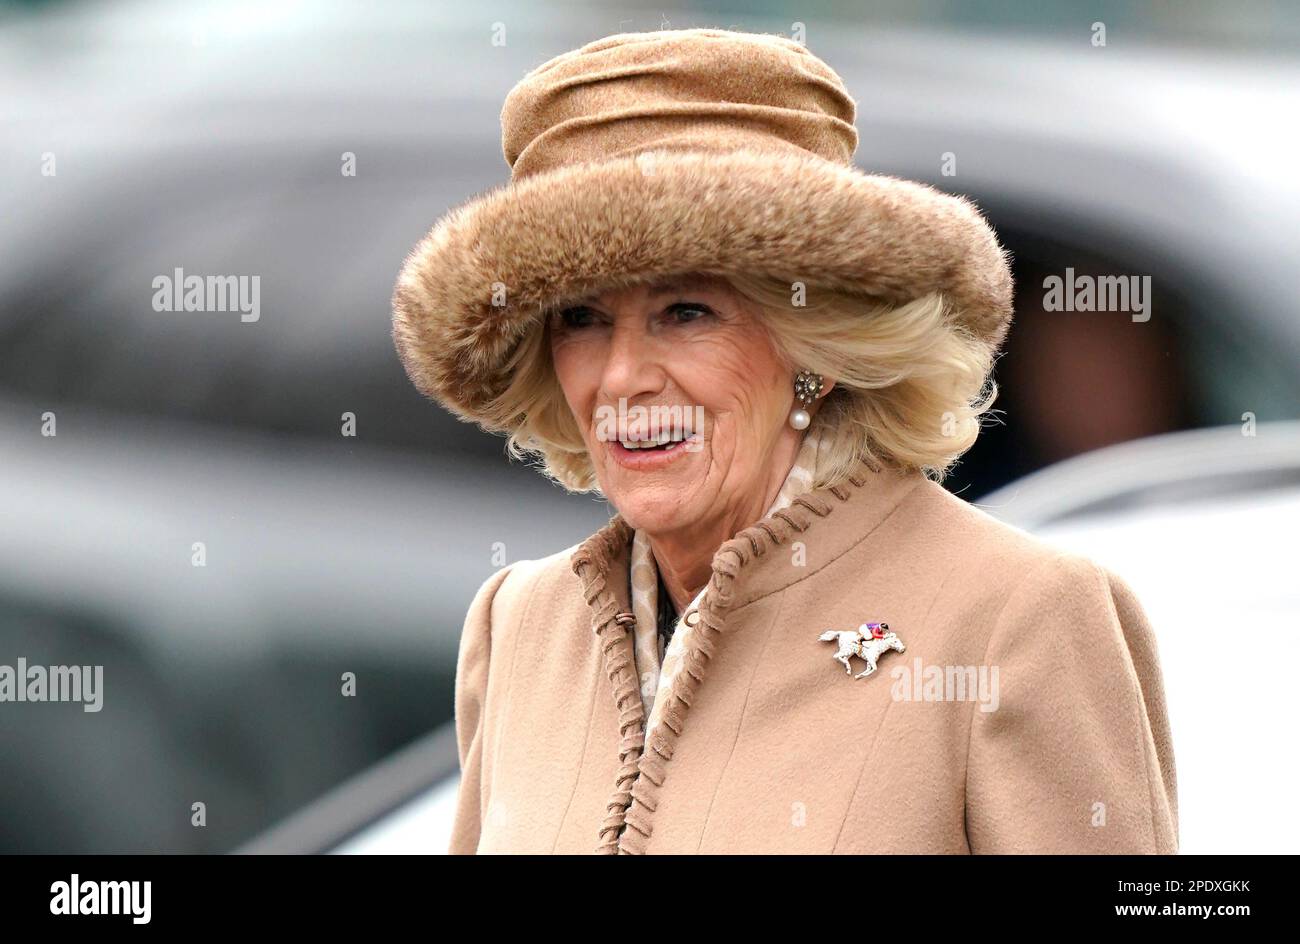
[560,275,723,310]
[645,275,722,296]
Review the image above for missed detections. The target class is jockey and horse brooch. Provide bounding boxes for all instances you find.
[819,622,906,680]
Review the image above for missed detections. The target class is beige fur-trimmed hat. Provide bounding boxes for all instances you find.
[392,28,1013,428]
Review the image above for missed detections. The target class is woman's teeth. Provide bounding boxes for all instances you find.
[620,432,682,449]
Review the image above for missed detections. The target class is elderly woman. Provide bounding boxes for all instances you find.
[392,28,1177,855]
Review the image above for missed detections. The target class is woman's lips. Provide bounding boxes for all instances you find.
[605,437,697,471]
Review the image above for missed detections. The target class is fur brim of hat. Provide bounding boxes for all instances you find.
[392,146,1013,429]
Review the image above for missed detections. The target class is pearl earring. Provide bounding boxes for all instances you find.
[789,369,824,430]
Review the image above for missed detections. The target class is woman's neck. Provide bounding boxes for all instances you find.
[646,441,803,614]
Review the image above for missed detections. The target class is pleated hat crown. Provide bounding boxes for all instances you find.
[500,29,859,179]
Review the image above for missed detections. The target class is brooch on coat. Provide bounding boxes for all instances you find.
[819,622,906,680]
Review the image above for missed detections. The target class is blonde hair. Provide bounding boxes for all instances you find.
[488,273,998,493]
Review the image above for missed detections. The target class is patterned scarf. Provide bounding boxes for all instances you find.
[628,423,828,746]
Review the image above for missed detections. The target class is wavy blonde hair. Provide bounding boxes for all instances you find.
[489,273,998,493]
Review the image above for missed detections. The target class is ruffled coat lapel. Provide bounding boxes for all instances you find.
[570,457,926,854]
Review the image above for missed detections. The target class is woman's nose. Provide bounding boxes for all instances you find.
[599,320,665,401]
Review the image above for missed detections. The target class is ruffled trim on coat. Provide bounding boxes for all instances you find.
[570,464,870,854]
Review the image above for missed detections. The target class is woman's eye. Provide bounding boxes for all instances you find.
[667,303,712,324]
[557,306,597,328]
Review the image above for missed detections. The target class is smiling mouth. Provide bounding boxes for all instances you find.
[605,431,701,469]
[617,430,689,450]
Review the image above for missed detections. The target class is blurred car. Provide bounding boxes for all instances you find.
[0,400,610,852]
[2,0,1297,852]
[979,423,1300,855]
[246,422,1297,855]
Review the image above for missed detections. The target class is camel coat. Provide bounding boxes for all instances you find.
[448,462,1178,854]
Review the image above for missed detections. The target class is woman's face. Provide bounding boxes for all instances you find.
[548,273,807,537]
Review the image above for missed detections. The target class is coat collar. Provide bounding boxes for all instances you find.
[569,459,928,853]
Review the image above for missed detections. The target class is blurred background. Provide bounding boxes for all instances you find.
[1,0,1297,853]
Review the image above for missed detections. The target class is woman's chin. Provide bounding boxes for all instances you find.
[607,489,698,536]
